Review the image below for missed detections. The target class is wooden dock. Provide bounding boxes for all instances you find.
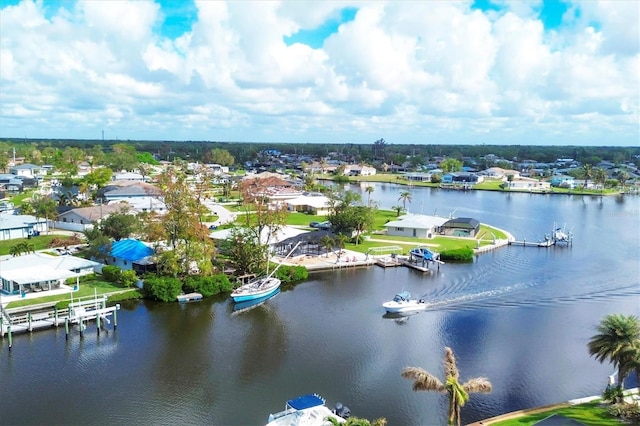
[509,239,554,247]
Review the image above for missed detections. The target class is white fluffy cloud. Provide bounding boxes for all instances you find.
[0,0,637,145]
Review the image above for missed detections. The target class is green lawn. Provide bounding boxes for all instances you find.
[5,280,137,309]
[488,401,622,426]
[0,234,78,256]
[284,212,327,226]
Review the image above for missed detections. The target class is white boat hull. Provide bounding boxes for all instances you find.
[382,300,428,313]
[231,277,281,303]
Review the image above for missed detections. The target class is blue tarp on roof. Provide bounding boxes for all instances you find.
[109,239,154,261]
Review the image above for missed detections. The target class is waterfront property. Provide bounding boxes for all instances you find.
[384,214,448,239]
[0,252,99,295]
[102,238,155,273]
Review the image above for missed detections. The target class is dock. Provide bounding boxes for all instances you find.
[509,239,554,247]
[177,292,203,303]
[1,294,120,351]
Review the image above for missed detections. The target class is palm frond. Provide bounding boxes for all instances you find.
[401,366,445,392]
[444,347,459,380]
[463,377,493,393]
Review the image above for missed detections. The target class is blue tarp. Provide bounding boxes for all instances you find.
[109,239,154,261]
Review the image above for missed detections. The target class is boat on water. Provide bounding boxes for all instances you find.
[382,291,428,314]
[409,246,436,261]
[232,289,280,313]
[266,393,350,426]
[230,242,302,303]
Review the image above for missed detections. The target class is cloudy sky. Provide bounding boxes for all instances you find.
[0,0,638,146]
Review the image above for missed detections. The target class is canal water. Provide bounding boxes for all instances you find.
[1,186,639,425]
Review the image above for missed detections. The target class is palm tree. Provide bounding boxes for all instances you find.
[401,347,492,426]
[398,191,412,211]
[365,186,374,207]
[617,170,629,193]
[391,205,403,217]
[588,314,640,398]
[593,168,607,195]
[334,234,349,261]
[582,164,593,189]
[319,235,335,258]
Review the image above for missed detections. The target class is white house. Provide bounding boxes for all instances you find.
[384,214,448,239]
[505,177,551,191]
[0,253,99,295]
[0,213,49,240]
[9,164,44,178]
[54,203,131,232]
[286,194,331,216]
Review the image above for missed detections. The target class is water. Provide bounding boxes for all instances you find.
[1,187,639,425]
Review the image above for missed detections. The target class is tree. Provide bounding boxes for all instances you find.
[100,209,140,241]
[209,148,235,166]
[108,144,139,171]
[588,314,640,398]
[582,163,593,188]
[327,190,374,239]
[391,205,404,217]
[398,191,412,211]
[440,158,463,173]
[29,194,57,234]
[365,186,374,207]
[333,234,349,261]
[84,227,112,263]
[401,347,492,426]
[593,168,607,193]
[319,235,335,258]
[222,227,269,275]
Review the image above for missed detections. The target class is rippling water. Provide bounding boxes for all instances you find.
[1,188,639,425]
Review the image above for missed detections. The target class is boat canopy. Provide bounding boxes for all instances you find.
[393,291,411,302]
[286,394,325,410]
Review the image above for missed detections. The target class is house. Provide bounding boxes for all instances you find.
[101,181,166,214]
[54,203,131,232]
[0,174,23,193]
[481,167,520,179]
[404,172,434,182]
[0,213,48,240]
[112,171,145,181]
[345,164,376,176]
[505,177,551,191]
[9,164,44,178]
[384,214,448,239]
[0,253,99,295]
[439,217,480,237]
[550,175,575,188]
[286,193,331,216]
[103,239,155,274]
[442,172,483,185]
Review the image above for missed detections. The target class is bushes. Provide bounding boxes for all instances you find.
[440,247,474,262]
[183,274,233,297]
[102,265,122,283]
[143,276,182,302]
[274,265,308,284]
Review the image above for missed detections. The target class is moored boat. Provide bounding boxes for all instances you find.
[266,393,350,426]
[382,291,428,313]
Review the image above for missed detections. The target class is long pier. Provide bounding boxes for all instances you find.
[0,295,121,351]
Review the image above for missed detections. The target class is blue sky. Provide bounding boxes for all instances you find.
[0,0,637,146]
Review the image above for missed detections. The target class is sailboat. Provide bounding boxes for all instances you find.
[230,242,302,303]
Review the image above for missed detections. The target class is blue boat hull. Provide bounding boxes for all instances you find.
[231,282,280,303]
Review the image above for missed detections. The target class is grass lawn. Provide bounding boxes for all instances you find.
[0,234,78,256]
[5,280,138,309]
[488,401,621,426]
[285,212,327,226]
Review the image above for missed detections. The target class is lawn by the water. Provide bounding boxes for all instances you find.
[481,400,622,426]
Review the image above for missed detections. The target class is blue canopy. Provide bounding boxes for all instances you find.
[108,239,154,261]
[286,394,325,410]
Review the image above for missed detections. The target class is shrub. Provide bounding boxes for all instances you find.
[143,276,183,302]
[119,270,138,288]
[107,289,143,304]
[183,274,233,297]
[274,265,308,284]
[440,247,474,262]
[102,265,122,283]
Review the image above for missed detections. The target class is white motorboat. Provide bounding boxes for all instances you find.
[266,393,350,426]
[382,291,428,313]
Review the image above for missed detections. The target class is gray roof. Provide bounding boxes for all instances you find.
[385,214,448,229]
[0,214,46,230]
[0,253,100,285]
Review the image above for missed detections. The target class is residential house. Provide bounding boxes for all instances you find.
[103,239,156,274]
[0,253,99,295]
[505,177,551,191]
[286,193,331,216]
[384,214,448,239]
[0,174,23,193]
[9,163,44,178]
[54,202,131,232]
[101,181,165,214]
[0,213,48,240]
[550,175,576,188]
[441,173,483,185]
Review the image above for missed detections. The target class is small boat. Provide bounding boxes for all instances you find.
[231,242,302,303]
[382,291,428,313]
[409,246,436,261]
[266,393,350,426]
[176,292,203,303]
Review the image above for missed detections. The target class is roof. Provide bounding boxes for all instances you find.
[286,195,331,208]
[58,203,131,221]
[385,214,448,230]
[0,253,99,285]
[109,239,154,261]
[442,217,480,229]
[0,214,46,230]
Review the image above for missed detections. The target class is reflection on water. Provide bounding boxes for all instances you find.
[0,190,638,425]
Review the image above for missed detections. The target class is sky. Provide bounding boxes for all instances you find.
[0,0,638,146]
